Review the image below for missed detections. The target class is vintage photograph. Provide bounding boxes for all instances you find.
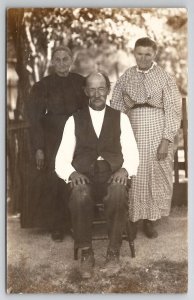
[7,8,188,293]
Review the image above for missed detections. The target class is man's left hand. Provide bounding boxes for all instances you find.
[108,168,128,185]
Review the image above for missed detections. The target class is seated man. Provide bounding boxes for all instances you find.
[55,72,139,279]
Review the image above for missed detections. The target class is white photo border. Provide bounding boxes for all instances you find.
[1,1,193,299]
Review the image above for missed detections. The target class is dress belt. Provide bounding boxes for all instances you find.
[131,103,154,109]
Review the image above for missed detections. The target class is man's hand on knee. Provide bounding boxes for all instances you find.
[69,171,90,188]
[108,168,128,185]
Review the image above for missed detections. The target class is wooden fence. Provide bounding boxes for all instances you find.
[172,97,188,205]
[7,98,188,226]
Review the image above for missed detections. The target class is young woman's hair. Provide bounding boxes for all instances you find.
[135,37,157,51]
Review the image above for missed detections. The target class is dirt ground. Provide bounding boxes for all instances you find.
[6,206,188,294]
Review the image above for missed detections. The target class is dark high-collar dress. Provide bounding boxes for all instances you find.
[27,72,88,169]
[25,72,88,228]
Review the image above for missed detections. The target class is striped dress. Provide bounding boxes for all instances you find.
[111,63,182,222]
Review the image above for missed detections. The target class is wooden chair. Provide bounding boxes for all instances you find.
[73,202,136,260]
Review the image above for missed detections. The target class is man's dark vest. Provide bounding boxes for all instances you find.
[72,105,123,174]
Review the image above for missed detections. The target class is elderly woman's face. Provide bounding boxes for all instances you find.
[134,46,156,70]
[52,50,73,77]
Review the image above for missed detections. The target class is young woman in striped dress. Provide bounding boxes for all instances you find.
[111,37,182,238]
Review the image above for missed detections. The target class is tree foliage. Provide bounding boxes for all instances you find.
[7,8,187,118]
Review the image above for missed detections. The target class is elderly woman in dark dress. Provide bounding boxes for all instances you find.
[27,46,88,240]
[111,37,182,238]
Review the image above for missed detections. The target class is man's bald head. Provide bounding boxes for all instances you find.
[85,72,111,90]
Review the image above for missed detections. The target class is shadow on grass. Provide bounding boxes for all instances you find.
[7,259,187,294]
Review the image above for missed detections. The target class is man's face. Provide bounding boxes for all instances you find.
[52,50,73,77]
[134,46,156,70]
[84,74,109,111]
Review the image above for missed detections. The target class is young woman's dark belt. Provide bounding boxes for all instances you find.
[131,103,154,109]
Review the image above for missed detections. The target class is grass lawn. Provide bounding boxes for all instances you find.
[7,206,188,294]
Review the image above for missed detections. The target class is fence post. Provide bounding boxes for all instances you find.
[182,98,188,177]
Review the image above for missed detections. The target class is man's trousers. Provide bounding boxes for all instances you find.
[68,161,128,251]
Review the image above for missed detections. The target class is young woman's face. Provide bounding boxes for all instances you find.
[134,46,156,70]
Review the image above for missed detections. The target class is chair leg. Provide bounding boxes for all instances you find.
[129,241,135,258]
[126,221,136,258]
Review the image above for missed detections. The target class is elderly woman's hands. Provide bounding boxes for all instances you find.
[35,149,45,170]
[157,139,170,160]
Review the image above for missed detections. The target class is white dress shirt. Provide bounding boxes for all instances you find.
[55,106,139,182]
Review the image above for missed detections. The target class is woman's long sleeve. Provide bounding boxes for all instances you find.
[162,75,182,142]
[111,74,127,113]
[27,82,47,152]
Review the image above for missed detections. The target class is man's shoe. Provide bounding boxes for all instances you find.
[103,248,121,276]
[143,220,158,239]
[80,248,95,279]
[51,230,64,242]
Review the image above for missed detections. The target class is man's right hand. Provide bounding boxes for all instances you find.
[35,149,44,170]
[69,171,90,188]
